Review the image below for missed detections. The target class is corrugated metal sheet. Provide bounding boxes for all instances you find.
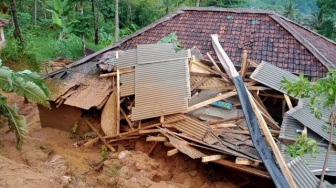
[287,99,336,142]
[137,43,190,64]
[131,59,190,121]
[160,128,206,159]
[46,61,113,110]
[116,49,137,69]
[250,61,299,96]
[120,72,135,97]
[279,144,336,176]
[287,157,324,188]
[279,113,327,144]
[164,114,218,144]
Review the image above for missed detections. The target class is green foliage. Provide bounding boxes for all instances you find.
[158,32,182,52]
[50,34,83,59]
[280,71,336,118]
[0,38,40,72]
[108,163,121,177]
[204,0,247,8]
[317,0,336,17]
[286,135,319,159]
[100,145,107,159]
[0,60,50,149]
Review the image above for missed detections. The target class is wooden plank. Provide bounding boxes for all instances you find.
[251,91,268,114]
[139,129,161,134]
[101,91,118,135]
[284,94,293,109]
[247,91,297,188]
[187,91,237,112]
[240,50,248,79]
[210,123,237,129]
[120,108,134,130]
[127,98,135,110]
[223,128,279,137]
[248,60,259,68]
[235,157,251,165]
[190,77,208,91]
[167,148,179,156]
[116,69,120,134]
[190,72,218,77]
[99,68,135,78]
[84,119,116,152]
[104,117,185,139]
[83,137,99,148]
[202,155,225,163]
[164,141,174,147]
[209,116,245,125]
[206,52,231,82]
[196,85,269,91]
[146,136,167,142]
[148,142,159,155]
[213,159,270,179]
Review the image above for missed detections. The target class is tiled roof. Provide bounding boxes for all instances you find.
[43,7,336,81]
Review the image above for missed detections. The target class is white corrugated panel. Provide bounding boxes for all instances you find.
[131,59,190,121]
[137,43,190,64]
[120,72,135,97]
[116,49,137,69]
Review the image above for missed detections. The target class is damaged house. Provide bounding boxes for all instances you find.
[40,7,336,187]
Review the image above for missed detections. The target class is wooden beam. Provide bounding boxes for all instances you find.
[206,52,231,82]
[187,91,237,112]
[84,119,116,152]
[148,142,159,155]
[190,77,208,91]
[247,91,297,188]
[223,128,279,137]
[120,108,134,130]
[209,115,245,125]
[83,137,99,148]
[104,117,185,139]
[127,98,135,110]
[240,50,248,79]
[139,129,160,134]
[284,94,293,109]
[116,69,120,134]
[99,68,135,78]
[213,159,270,179]
[146,136,167,142]
[167,148,179,156]
[202,155,225,163]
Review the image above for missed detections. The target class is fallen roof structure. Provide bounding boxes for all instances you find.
[39,7,336,188]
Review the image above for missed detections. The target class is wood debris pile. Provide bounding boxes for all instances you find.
[79,42,301,180]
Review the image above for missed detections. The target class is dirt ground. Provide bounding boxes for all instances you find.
[0,94,272,188]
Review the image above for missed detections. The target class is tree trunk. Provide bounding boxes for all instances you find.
[318,100,336,188]
[196,0,200,7]
[115,0,119,42]
[91,0,98,44]
[79,1,86,56]
[34,0,37,26]
[9,0,24,45]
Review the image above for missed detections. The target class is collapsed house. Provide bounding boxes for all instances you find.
[40,7,336,187]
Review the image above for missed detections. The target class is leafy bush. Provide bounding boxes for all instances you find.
[0,38,40,72]
[49,34,83,59]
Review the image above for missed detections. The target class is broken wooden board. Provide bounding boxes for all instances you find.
[101,91,117,136]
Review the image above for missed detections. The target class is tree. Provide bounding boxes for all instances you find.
[115,0,119,42]
[283,0,296,20]
[9,0,24,44]
[0,60,50,150]
[317,0,336,17]
[204,0,246,8]
[281,70,336,187]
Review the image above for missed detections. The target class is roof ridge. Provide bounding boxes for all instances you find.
[180,6,276,14]
[269,14,335,70]
[281,16,336,46]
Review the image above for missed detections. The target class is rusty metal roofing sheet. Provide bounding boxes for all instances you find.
[46,61,113,110]
[287,99,336,142]
[116,49,137,69]
[137,43,190,64]
[279,113,327,145]
[279,144,336,176]
[164,114,218,144]
[250,61,299,96]
[160,128,206,159]
[131,59,190,121]
[287,157,328,188]
[120,72,135,97]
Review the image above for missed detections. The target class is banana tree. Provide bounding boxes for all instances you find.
[43,0,78,39]
[0,61,50,150]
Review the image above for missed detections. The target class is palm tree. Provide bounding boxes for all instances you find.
[283,0,296,20]
[0,61,50,150]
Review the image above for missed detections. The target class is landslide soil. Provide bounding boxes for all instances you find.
[0,94,270,188]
